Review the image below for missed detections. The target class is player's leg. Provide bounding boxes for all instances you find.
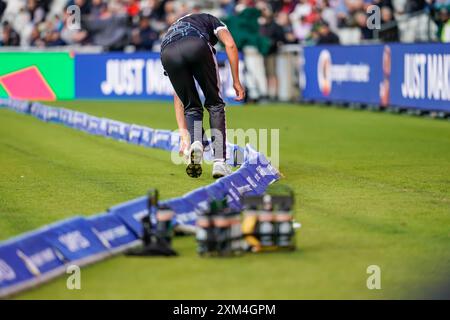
[188,39,227,164]
[161,42,204,146]
[161,41,204,178]
[189,40,232,178]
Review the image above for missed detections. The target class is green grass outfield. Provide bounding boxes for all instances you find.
[0,101,449,299]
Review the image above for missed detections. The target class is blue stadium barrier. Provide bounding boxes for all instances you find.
[0,98,246,164]
[139,126,155,147]
[108,196,149,238]
[40,217,109,262]
[0,98,280,297]
[0,243,36,293]
[58,107,74,127]
[303,43,450,112]
[204,182,228,202]
[14,230,65,274]
[86,116,102,135]
[30,102,48,121]
[72,111,90,131]
[0,216,111,297]
[74,52,244,105]
[160,145,278,226]
[88,213,140,252]
[46,108,60,123]
[153,129,173,151]
[106,120,130,141]
[160,197,197,227]
[7,100,30,114]
[128,124,143,144]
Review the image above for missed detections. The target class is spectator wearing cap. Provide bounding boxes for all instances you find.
[316,21,340,44]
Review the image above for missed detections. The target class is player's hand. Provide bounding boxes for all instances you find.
[234,82,245,101]
[179,134,190,158]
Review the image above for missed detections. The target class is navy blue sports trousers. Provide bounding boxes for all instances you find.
[161,36,226,160]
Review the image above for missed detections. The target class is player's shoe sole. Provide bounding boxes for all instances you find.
[186,142,203,178]
[212,172,223,179]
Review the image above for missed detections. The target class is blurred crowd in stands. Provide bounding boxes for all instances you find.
[0,0,449,49]
[0,0,448,101]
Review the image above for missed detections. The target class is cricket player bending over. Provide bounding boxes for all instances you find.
[160,13,245,179]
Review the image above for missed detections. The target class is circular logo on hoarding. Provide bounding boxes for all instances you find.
[317,50,332,96]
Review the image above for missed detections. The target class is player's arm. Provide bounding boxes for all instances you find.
[217,29,245,101]
[173,94,190,155]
